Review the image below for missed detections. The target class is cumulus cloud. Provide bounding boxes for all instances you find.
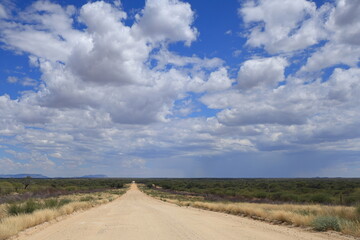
[134,0,198,46]
[237,57,288,90]
[300,0,360,72]
[239,0,329,53]
[239,0,360,74]
[0,0,226,125]
[203,65,360,152]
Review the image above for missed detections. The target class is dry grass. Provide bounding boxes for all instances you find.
[0,189,127,240]
[141,186,360,238]
[0,203,91,239]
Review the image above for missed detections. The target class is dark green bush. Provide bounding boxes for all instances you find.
[310,193,331,203]
[312,216,340,231]
[254,192,267,199]
[7,204,23,215]
[7,198,73,216]
[7,200,41,215]
[280,193,299,202]
[44,198,72,208]
[44,199,58,208]
[24,200,40,213]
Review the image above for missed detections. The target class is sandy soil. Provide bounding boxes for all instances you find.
[13,184,354,240]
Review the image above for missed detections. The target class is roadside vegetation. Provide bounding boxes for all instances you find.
[0,178,130,203]
[0,178,130,240]
[138,178,360,205]
[138,178,360,238]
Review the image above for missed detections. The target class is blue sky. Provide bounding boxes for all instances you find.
[0,0,359,177]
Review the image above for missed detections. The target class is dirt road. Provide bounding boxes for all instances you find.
[15,184,352,240]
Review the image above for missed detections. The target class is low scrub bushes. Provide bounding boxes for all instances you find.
[7,200,41,215]
[7,198,73,216]
[138,178,360,205]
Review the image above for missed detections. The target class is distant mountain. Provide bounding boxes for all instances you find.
[79,175,108,178]
[0,174,108,179]
[0,174,49,178]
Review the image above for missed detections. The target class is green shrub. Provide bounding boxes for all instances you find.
[310,193,331,203]
[64,186,78,191]
[0,182,15,195]
[58,198,72,206]
[7,204,23,215]
[80,196,94,202]
[7,198,73,216]
[7,200,41,215]
[24,200,40,213]
[254,192,267,199]
[312,216,340,231]
[44,199,59,208]
[280,193,299,202]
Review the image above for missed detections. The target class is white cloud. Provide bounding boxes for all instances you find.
[232,50,242,57]
[134,0,198,46]
[0,0,228,126]
[205,68,233,92]
[300,0,360,72]
[0,150,55,172]
[239,0,329,53]
[0,158,27,171]
[237,57,288,90]
[327,0,360,46]
[7,76,37,86]
[122,158,146,169]
[0,0,237,176]
[0,4,7,19]
[202,66,360,151]
[7,76,18,83]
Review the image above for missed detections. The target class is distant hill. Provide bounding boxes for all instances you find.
[0,174,49,178]
[79,175,108,178]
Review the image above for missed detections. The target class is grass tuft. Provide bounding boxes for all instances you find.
[312,216,340,231]
[80,196,95,202]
